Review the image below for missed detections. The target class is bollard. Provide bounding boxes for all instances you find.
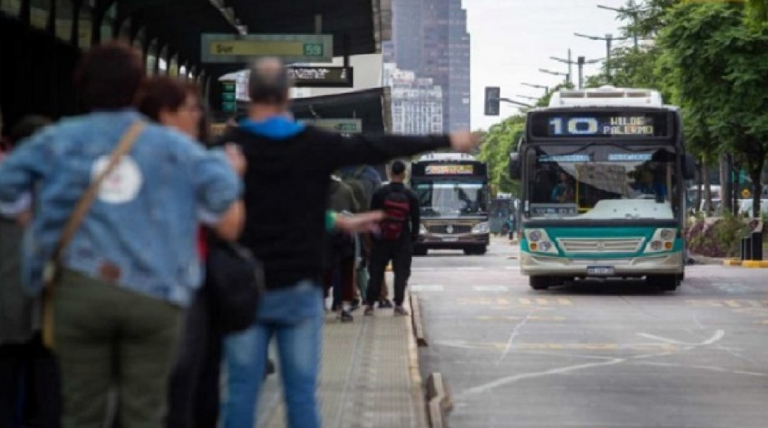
[750,231,763,260]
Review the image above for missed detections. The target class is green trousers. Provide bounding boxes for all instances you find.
[53,269,181,428]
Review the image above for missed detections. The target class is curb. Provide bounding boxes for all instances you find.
[410,293,428,347]
[425,373,453,428]
[720,259,768,268]
[405,291,430,428]
[742,260,768,268]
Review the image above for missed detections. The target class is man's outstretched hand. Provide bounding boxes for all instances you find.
[449,131,482,153]
[336,211,385,234]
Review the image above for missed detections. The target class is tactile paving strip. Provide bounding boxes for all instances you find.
[261,312,428,428]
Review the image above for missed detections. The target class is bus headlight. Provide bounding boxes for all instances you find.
[472,222,489,234]
[525,229,558,254]
[645,228,677,253]
[419,223,427,235]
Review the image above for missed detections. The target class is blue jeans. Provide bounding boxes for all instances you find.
[221,281,323,428]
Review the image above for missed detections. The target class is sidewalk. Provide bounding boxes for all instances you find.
[256,294,428,428]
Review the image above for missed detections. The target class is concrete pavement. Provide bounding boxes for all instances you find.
[257,294,428,428]
[414,238,768,428]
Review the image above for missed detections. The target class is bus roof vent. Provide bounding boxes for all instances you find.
[549,86,663,107]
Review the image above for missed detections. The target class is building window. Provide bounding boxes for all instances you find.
[1,0,21,17]
[30,0,49,29]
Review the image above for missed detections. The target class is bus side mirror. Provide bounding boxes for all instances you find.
[683,154,696,180]
[509,152,521,180]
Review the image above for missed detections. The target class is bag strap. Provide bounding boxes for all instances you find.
[49,121,145,271]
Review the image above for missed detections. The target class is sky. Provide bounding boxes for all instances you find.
[465,0,631,130]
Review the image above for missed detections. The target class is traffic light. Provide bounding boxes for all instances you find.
[484,87,500,116]
[221,80,237,114]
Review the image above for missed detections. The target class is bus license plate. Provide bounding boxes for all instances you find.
[442,237,459,242]
[587,266,614,276]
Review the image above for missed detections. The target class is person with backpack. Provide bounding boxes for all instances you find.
[364,160,420,316]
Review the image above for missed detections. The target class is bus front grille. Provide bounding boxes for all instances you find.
[556,238,644,253]
[427,224,473,234]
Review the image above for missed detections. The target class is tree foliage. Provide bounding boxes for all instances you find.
[657,2,768,217]
[478,115,525,196]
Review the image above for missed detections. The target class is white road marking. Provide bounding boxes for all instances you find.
[473,285,509,292]
[496,313,533,366]
[410,285,444,292]
[459,330,725,398]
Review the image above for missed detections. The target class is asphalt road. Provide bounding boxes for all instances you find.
[414,237,768,428]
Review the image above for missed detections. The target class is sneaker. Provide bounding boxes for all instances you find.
[340,310,354,323]
[394,306,409,316]
[364,306,374,316]
[378,299,394,309]
[349,299,360,312]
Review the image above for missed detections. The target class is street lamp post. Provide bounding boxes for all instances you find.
[539,68,569,86]
[521,82,549,96]
[551,55,602,89]
[574,32,631,77]
[516,94,539,101]
[597,1,642,49]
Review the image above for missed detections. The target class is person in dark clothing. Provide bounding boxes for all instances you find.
[324,176,359,322]
[0,114,57,428]
[219,57,479,428]
[364,161,420,317]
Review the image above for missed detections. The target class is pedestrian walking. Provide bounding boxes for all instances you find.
[364,160,420,316]
[218,57,479,428]
[0,42,244,428]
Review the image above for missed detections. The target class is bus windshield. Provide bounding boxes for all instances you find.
[526,144,679,220]
[415,180,488,218]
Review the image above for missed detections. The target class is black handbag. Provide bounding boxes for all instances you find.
[205,236,266,334]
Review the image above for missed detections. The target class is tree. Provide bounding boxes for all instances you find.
[657,2,768,218]
[478,115,525,195]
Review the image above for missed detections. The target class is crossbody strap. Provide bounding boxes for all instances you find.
[48,121,145,277]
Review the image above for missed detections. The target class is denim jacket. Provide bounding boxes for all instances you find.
[0,110,241,306]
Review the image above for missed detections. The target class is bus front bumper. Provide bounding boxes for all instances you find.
[520,252,684,277]
[417,233,489,249]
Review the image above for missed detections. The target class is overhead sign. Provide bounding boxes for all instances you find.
[299,119,362,134]
[201,34,333,64]
[288,67,353,88]
[425,164,475,175]
[530,111,671,139]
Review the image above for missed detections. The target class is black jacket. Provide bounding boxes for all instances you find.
[220,126,449,289]
[371,182,420,243]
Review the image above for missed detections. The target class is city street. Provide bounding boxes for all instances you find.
[415,238,768,428]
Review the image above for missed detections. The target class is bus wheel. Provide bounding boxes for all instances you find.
[648,274,680,292]
[529,276,550,290]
